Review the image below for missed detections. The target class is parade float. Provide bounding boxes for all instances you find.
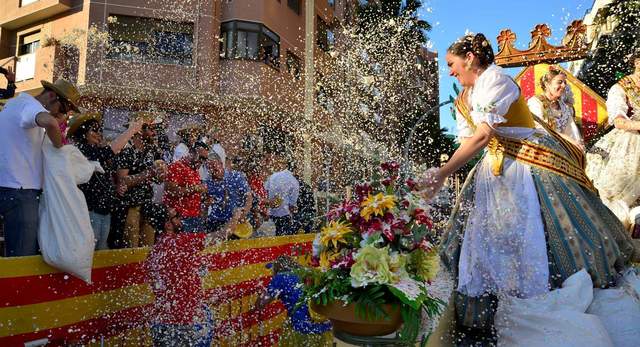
[495,20,609,141]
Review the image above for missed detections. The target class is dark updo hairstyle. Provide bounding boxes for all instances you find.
[539,65,566,92]
[447,33,495,68]
[71,119,99,144]
[628,50,640,68]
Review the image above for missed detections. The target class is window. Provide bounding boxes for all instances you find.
[16,31,40,81]
[107,15,194,65]
[317,17,334,52]
[220,21,280,68]
[20,0,39,6]
[286,51,302,79]
[18,31,40,56]
[288,0,301,15]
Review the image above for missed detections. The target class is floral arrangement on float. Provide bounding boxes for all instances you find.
[297,161,444,342]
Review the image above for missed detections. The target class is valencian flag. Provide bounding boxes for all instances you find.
[515,63,608,141]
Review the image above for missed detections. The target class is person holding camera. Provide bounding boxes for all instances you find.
[0,66,16,99]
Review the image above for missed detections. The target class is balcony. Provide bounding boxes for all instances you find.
[0,0,72,30]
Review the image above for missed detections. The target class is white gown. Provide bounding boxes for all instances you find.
[455,65,549,299]
[586,80,640,226]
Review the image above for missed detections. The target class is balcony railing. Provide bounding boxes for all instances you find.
[0,0,72,30]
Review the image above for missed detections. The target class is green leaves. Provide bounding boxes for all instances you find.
[353,285,390,321]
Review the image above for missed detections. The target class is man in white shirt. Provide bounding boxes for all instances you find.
[0,79,80,256]
[264,152,299,236]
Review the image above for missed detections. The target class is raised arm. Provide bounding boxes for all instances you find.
[35,112,64,148]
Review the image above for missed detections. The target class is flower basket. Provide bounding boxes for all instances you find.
[311,300,402,336]
[296,161,445,343]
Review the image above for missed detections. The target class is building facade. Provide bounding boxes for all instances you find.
[0,0,436,185]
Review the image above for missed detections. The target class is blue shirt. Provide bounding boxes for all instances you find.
[267,272,332,334]
[206,170,249,223]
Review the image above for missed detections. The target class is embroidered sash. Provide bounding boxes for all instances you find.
[454,91,595,191]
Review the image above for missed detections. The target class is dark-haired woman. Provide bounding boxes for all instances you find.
[68,113,143,249]
[527,66,584,150]
[587,54,640,230]
[416,33,636,339]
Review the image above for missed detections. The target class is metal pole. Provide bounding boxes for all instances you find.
[303,0,315,184]
[402,100,453,173]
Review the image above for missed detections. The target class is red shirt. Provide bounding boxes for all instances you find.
[164,160,202,218]
[146,232,206,325]
[249,175,268,215]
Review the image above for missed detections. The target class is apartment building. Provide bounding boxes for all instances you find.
[0,0,437,185]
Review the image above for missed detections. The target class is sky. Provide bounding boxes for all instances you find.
[417,0,596,134]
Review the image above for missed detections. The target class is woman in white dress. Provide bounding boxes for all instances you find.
[527,66,585,150]
[587,53,640,230]
[416,33,636,343]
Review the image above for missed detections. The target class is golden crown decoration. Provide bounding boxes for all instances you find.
[495,20,589,67]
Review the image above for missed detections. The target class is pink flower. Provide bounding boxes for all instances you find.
[414,208,433,228]
[418,239,434,253]
[327,200,360,221]
[332,251,356,269]
[381,161,400,173]
[355,183,373,200]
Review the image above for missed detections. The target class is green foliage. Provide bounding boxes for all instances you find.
[398,304,422,344]
[353,285,391,321]
[578,0,640,96]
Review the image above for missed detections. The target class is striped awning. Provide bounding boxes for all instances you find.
[515,63,608,141]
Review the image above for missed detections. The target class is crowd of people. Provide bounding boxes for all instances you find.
[0,78,317,257]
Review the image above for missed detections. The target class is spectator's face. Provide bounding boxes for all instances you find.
[207,159,225,180]
[190,147,209,169]
[85,122,103,146]
[164,208,182,233]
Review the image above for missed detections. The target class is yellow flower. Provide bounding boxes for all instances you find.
[319,250,341,270]
[412,247,440,282]
[360,193,396,221]
[319,220,353,249]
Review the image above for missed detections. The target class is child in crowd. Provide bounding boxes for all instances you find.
[145,205,213,347]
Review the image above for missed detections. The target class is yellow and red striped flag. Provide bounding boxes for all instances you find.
[515,63,608,141]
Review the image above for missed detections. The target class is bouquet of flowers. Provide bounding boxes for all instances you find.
[297,161,444,342]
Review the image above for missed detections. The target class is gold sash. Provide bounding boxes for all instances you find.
[617,76,640,115]
[454,91,595,191]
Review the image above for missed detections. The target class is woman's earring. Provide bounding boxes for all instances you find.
[465,60,472,71]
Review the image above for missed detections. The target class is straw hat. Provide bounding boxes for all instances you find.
[176,124,203,137]
[41,79,80,111]
[129,111,164,124]
[232,221,254,239]
[67,112,102,137]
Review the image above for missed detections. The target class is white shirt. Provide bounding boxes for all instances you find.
[607,83,631,125]
[0,93,47,189]
[172,142,189,162]
[265,170,300,217]
[456,64,536,142]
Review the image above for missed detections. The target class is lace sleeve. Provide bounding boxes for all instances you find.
[606,84,629,126]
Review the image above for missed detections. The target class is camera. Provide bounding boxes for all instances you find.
[0,67,7,75]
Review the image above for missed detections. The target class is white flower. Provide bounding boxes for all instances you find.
[389,277,426,301]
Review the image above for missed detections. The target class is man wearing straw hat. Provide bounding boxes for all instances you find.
[115,111,166,248]
[0,79,80,256]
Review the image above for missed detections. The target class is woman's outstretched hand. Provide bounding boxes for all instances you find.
[413,167,444,200]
